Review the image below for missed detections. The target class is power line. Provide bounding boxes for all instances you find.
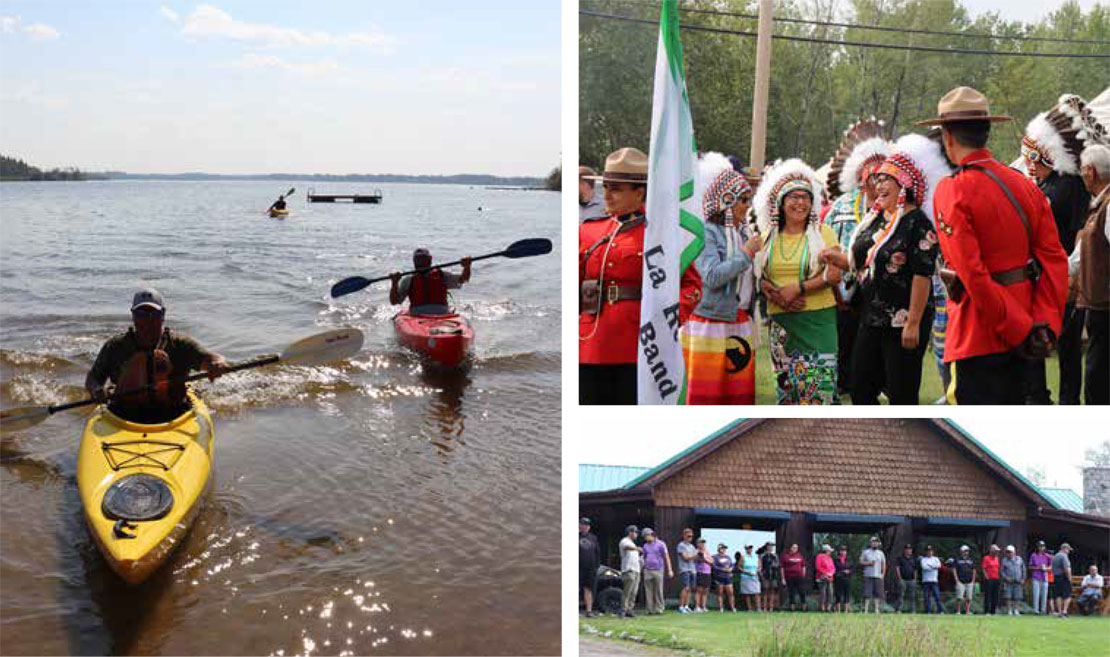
[593,0,1110,46]
[580,9,1110,59]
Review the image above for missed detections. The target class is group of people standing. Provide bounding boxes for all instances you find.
[579,86,1109,406]
[579,521,1104,618]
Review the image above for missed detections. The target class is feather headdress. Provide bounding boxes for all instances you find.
[1024,93,1110,175]
[827,118,890,198]
[849,133,952,277]
[752,158,827,284]
[695,151,751,222]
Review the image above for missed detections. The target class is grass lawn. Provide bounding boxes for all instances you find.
[581,610,1104,657]
[751,342,1063,405]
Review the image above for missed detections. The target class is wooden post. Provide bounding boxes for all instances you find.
[749,0,774,172]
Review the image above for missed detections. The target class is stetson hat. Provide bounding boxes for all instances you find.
[916,86,1013,126]
[578,165,598,178]
[585,147,649,184]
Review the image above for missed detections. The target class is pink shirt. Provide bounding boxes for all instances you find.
[816,553,835,579]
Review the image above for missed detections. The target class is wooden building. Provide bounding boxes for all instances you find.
[580,418,1110,598]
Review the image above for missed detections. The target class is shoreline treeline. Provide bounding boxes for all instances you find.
[0,155,105,181]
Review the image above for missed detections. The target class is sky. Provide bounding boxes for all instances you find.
[0,1,560,176]
[574,410,1104,496]
[961,0,1102,23]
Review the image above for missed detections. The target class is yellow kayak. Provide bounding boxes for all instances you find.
[269,208,289,218]
[76,390,214,585]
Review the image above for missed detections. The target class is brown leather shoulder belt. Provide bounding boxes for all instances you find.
[940,164,1042,301]
[579,214,646,316]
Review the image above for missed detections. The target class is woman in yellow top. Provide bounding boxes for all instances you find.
[753,159,842,404]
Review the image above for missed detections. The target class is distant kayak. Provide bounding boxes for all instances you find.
[77,390,213,585]
[393,311,473,368]
[268,208,289,218]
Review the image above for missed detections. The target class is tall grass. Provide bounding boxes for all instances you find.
[752,617,1015,657]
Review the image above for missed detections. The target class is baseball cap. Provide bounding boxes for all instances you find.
[959,545,970,552]
[1005,545,1015,552]
[579,517,591,525]
[625,525,639,535]
[642,528,655,536]
[131,287,164,312]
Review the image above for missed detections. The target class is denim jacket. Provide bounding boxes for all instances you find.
[693,221,754,321]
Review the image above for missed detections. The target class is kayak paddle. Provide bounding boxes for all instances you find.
[0,327,364,433]
[330,237,553,298]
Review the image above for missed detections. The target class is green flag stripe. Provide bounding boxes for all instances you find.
[661,0,684,85]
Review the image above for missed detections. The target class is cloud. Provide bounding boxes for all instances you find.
[161,5,180,23]
[23,22,60,41]
[1,84,68,109]
[182,4,396,53]
[0,15,61,40]
[232,52,341,76]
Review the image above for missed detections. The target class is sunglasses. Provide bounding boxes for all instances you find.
[1021,146,1046,165]
[132,307,164,318]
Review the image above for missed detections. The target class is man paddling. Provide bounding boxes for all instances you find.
[269,194,287,212]
[389,248,472,316]
[85,288,229,424]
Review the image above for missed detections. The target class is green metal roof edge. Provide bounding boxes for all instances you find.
[579,464,651,493]
[622,418,749,489]
[940,419,1059,509]
[1039,487,1084,512]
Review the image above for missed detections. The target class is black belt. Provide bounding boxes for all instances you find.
[580,280,641,315]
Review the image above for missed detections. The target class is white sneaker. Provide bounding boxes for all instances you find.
[1014,610,1021,616]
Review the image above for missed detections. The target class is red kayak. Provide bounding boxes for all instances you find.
[393,311,474,367]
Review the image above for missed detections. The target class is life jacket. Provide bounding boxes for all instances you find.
[115,329,182,408]
[409,270,449,307]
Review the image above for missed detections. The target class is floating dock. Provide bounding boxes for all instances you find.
[307,187,382,203]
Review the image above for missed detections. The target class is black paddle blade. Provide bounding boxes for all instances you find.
[503,238,552,258]
[330,276,372,298]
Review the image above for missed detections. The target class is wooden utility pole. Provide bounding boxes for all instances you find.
[749,0,774,173]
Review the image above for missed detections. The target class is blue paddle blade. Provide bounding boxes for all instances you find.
[331,276,372,298]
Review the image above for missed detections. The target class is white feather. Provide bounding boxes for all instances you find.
[1025,112,1078,175]
[838,137,891,194]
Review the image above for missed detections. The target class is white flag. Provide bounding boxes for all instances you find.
[638,0,704,405]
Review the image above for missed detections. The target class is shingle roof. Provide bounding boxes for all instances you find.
[579,464,650,493]
[606,419,1060,512]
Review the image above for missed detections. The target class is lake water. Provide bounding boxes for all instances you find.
[0,180,561,655]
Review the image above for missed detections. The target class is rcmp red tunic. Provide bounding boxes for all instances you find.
[579,212,645,364]
[933,149,1068,362]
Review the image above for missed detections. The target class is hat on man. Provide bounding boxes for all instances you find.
[916,86,1013,127]
[1036,540,1046,547]
[625,524,639,535]
[1005,545,1016,553]
[579,165,598,179]
[990,544,1000,552]
[131,287,165,312]
[584,147,649,184]
[960,545,970,552]
[642,528,655,537]
[1060,543,1072,551]
[821,544,833,553]
[580,517,591,525]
